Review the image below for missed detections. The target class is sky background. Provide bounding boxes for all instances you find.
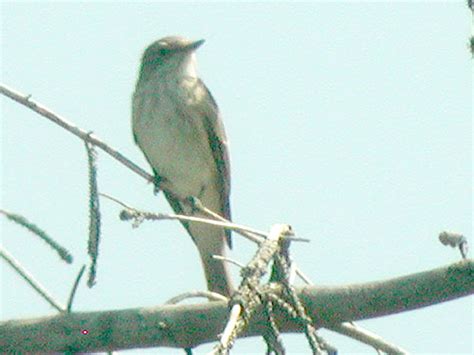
[1,1,472,354]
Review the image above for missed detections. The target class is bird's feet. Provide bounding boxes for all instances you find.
[153,175,163,195]
[186,196,203,213]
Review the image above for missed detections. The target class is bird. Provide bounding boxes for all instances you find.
[132,36,233,296]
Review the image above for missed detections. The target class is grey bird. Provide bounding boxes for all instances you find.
[132,36,233,296]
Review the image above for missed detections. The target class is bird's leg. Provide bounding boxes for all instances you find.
[152,171,164,195]
[186,185,207,213]
[186,196,202,214]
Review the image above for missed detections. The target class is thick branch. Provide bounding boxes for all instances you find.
[1,260,472,352]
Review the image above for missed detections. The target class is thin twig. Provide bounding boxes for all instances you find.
[99,193,136,210]
[0,247,65,313]
[213,225,294,354]
[212,255,245,269]
[85,141,101,287]
[67,265,86,312]
[0,83,152,182]
[0,84,265,245]
[292,252,407,353]
[439,231,469,259]
[0,209,73,263]
[165,291,228,305]
[120,208,269,238]
[215,304,242,354]
[262,300,285,355]
[295,268,312,285]
[328,322,408,354]
[110,194,316,287]
[291,260,400,354]
[190,199,264,244]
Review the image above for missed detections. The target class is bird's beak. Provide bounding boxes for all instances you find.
[184,39,205,51]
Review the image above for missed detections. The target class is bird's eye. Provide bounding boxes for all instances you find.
[158,48,168,56]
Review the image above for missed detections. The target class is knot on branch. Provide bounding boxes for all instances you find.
[215,224,334,354]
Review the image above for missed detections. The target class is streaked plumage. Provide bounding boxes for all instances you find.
[132,36,233,296]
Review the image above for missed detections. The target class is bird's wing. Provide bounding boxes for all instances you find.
[196,78,232,247]
[132,82,232,248]
[132,90,191,226]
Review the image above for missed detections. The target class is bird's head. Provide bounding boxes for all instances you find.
[139,36,205,82]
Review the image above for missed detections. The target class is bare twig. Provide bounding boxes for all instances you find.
[190,198,264,244]
[119,208,269,238]
[108,194,316,288]
[212,255,245,269]
[295,268,312,285]
[328,322,408,354]
[262,300,285,355]
[290,246,410,353]
[439,231,468,259]
[0,209,73,264]
[213,224,293,354]
[268,239,328,353]
[165,291,228,305]
[215,304,242,354]
[0,83,152,182]
[85,141,101,287]
[0,84,266,245]
[0,247,65,313]
[99,193,136,210]
[1,86,318,295]
[67,265,87,312]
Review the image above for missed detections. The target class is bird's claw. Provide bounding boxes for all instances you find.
[153,175,163,195]
[186,196,203,213]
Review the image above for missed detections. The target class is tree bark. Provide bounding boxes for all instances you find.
[1,260,472,353]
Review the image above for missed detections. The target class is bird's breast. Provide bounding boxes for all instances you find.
[133,78,215,197]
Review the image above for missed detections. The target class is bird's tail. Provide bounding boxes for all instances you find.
[200,249,233,297]
[163,190,233,297]
[190,222,234,297]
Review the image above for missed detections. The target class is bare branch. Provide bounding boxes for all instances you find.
[0,247,65,313]
[0,83,152,183]
[1,260,471,352]
[214,225,294,354]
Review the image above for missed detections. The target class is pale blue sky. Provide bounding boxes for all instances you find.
[1,1,472,354]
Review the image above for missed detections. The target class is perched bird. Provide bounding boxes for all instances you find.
[132,36,233,296]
